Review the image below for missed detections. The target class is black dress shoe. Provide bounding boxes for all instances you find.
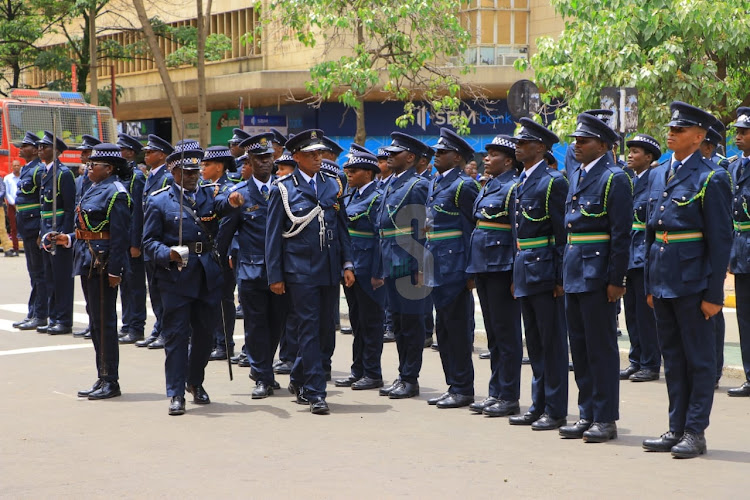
[252,381,274,399]
[427,392,451,405]
[77,379,103,397]
[230,352,246,365]
[334,375,359,387]
[629,368,660,382]
[74,326,90,338]
[135,334,158,347]
[424,336,433,349]
[727,381,750,397]
[383,329,396,343]
[619,364,639,380]
[271,380,281,390]
[273,360,293,374]
[642,431,682,452]
[469,396,498,413]
[4,249,19,257]
[12,317,31,328]
[583,421,617,443]
[559,419,592,438]
[483,399,521,417]
[17,318,47,331]
[88,381,121,400]
[670,432,706,458]
[83,329,92,339]
[235,304,244,319]
[309,397,330,415]
[186,385,211,404]
[531,414,567,430]
[379,379,402,396]
[478,351,491,360]
[341,326,353,335]
[118,328,128,339]
[36,324,50,333]
[48,324,72,335]
[238,357,251,368]
[209,347,228,360]
[288,382,309,405]
[351,377,384,390]
[509,411,541,425]
[430,343,439,351]
[147,335,166,349]
[169,396,186,415]
[521,356,530,365]
[436,393,474,409]
[118,332,144,344]
[389,381,419,399]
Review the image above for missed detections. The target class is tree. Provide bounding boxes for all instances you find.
[253,0,479,143]
[515,0,750,140]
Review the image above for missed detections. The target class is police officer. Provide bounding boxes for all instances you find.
[135,134,174,349]
[508,120,570,430]
[266,129,354,415]
[466,134,522,417]
[728,107,750,398]
[335,146,386,390]
[559,113,632,443]
[421,128,479,409]
[56,144,132,400]
[642,102,732,458]
[270,128,287,160]
[202,146,240,361]
[11,132,48,331]
[564,109,617,174]
[416,146,436,348]
[116,133,148,345]
[217,134,288,398]
[620,134,662,383]
[75,135,101,203]
[37,131,76,335]
[229,128,251,171]
[376,147,397,345]
[377,132,429,400]
[143,142,244,415]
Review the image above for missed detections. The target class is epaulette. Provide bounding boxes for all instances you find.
[113,181,128,194]
[229,180,248,192]
[201,182,220,189]
[278,173,294,183]
[150,186,170,196]
[321,170,337,178]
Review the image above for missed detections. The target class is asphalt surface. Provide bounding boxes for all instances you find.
[0,254,748,498]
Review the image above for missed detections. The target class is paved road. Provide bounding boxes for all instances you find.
[0,255,748,498]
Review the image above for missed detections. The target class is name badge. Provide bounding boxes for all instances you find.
[246,205,259,213]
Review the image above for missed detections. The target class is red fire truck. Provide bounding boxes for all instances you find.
[0,89,116,175]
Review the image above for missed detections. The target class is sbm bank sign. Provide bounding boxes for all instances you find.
[413,102,517,134]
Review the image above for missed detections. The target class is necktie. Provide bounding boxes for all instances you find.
[353,190,361,200]
[261,184,269,200]
[579,169,586,183]
[435,174,443,183]
[309,178,316,195]
[517,171,527,195]
[668,161,681,184]
[741,158,749,179]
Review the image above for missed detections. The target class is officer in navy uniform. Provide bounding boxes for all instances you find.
[217,133,288,398]
[270,128,287,160]
[558,113,632,443]
[266,129,354,415]
[116,133,148,344]
[135,134,174,349]
[507,120,570,430]
[322,136,344,164]
[55,144,132,400]
[620,134,662,383]
[564,109,616,173]
[377,132,430,400]
[229,128,251,171]
[201,146,240,361]
[421,128,480,408]
[642,102,732,458]
[376,147,397,344]
[415,146,436,348]
[12,132,48,331]
[143,143,244,415]
[334,146,386,391]
[37,131,77,335]
[728,107,750,398]
[466,134,523,416]
[75,135,101,203]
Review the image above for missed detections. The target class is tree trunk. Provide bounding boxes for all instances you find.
[196,0,211,146]
[354,17,366,144]
[89,4,98,105]
[132,0,184,137]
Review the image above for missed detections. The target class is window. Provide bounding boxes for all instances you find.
[460,0,530,66]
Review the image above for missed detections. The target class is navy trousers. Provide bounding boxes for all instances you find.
[736,274,750,382]
[287,283,338,399]
[653,293,716,434]
[214,265,236,350]
[424,295,434,339]
[145,259,164,337]
[623,268,661,371]
[433,285,475,395]
[566,289,620,422]
[714,311,725,383]
[343,279,385,380]
[239,279,288,384]
[386,278,426,384]
[41,246,74,327]
[520,291,569,419]
[82,271,119,381]
[476,272,522,401]
[120,254,147,336]
[22,237,48,320]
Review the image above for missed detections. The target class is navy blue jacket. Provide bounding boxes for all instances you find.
[120,164,146,249]
[265,168,352,287]
[513,163,568,297]
[729,157,750,274]
[39,161,76,236]
[468,170,518,275]
[140,165,173,256]
[563,156,633,293]
[69,176,131,277]
[14,158,44,239]
[628,169,653,270]
[344,182,383,280]
[644,154,732,304]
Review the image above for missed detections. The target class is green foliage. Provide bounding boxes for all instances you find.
[522,0,750,142]
[257,0,475,137]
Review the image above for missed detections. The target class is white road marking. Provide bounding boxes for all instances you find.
[0,344,92,356]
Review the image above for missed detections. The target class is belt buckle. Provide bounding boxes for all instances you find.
[662,231,669,244]
[195,241,203,254]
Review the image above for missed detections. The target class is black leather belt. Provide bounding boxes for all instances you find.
[185,241,207,254]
